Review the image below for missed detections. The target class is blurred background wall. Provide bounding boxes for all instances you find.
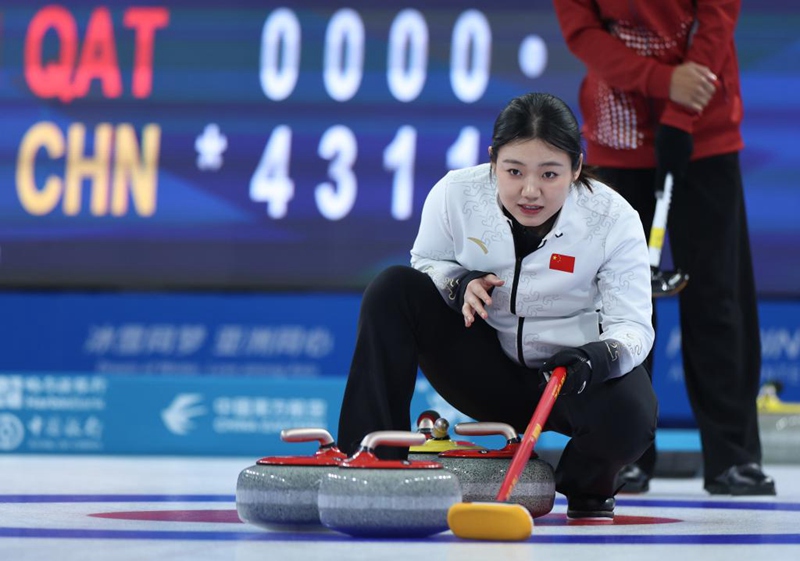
[0,1,797,457]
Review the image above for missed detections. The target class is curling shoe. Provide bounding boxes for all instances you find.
[566,495,615,521]
[615,464,650,494]
[704,463,776,496]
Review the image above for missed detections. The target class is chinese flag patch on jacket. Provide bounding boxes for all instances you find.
[550,253,575,273]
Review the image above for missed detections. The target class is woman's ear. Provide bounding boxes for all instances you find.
[487,146,494,161]
[574,153,583,181]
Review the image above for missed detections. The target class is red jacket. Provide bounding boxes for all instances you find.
[554,0,744,168]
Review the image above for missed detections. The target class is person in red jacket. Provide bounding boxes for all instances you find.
[553,0,775,495]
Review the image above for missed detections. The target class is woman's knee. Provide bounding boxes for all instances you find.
[605,369,657,454]
[362,265,436,310]
[572,367,657,459]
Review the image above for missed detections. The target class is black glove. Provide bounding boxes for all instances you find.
[540,340,621,396]
[654,124,693,185]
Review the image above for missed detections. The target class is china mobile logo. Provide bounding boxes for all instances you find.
[161,394,207,436]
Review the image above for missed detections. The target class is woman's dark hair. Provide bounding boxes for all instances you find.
[490,92,596,190]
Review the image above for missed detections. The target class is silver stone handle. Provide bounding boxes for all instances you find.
[280,428,335,446]
[359,430,426,450]
[454,422,518,439]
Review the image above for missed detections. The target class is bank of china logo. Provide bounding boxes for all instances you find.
[0,413,25,451]
[161,394,207,436]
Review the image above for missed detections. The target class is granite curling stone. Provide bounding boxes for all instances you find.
[407,412,484,461]
[757,381,800,464]
[236,427,347,530]
[415,409,441,438]
[318,430,462,538]
[437,421,556,517]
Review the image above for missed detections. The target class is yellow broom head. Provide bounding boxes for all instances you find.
[447,502,533,541]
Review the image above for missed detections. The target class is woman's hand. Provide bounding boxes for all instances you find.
[669,62,717,113]
[462,274,504,327]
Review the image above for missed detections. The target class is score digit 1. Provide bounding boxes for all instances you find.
[383,125,417,221]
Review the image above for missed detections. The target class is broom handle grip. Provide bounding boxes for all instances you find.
[649,172,673,267]
[496,366,566,502]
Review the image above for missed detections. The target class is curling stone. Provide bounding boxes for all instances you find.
[757,381,800,415]
[407,412,484,461]
[757,381,800,464]
[236,427,347,530]
[318,430,462,538]
[415,409,441,438]
[437,421,556,517]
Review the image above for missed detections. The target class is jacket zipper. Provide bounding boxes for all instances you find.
[510,256,527,366]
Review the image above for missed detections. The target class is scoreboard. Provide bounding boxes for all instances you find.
[0,1,797,294]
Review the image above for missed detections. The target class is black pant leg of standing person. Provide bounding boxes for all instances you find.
[669,152,764,480]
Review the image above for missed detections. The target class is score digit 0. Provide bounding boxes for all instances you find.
[259,8,492,104]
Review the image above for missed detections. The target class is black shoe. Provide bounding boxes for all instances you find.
[567,495,615,521]
[616,464,650,494]
[704,463,776,496]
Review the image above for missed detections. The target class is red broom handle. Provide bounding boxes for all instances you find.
[496,366,566,502]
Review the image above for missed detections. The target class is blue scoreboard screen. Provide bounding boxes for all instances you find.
[0,1,797,294]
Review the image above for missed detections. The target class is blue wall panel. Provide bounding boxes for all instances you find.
[1,292,798,455]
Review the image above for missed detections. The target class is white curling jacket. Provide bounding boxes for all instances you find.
[410,163,654,378]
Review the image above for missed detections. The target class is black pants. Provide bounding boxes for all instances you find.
[337,265,658,498]
[594,152,763,480]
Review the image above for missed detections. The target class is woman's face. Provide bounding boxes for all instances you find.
[492,138,581,228]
